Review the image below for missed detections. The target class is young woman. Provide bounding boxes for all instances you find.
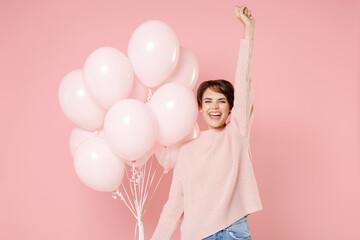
[151,5,263,240]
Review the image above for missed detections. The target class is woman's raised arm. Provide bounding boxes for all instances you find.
[229,6,256,139]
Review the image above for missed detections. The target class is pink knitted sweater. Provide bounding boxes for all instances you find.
[151,39,263,240]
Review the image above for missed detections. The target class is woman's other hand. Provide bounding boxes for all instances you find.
[235,5,255,40]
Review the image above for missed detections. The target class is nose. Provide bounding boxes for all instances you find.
[212,103,219,109]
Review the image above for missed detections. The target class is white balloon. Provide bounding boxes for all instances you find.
[58,70,106,130]
[84,47,134,109]
[69,127,98,156]
[128,20,180,87]
[149,83,198,146]
[104,99,157,160]
[167,46,199,89]
[74,137,125,192]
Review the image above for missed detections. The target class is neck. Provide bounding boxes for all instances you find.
[207,123,226,131]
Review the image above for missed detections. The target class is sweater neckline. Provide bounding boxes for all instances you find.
[200,124,227,135]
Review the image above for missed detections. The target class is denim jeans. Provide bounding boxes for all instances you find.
[202,216,251,240]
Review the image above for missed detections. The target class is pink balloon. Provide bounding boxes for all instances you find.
[128,77,148,103]
[69,127,98,156]
[149,83,198,146]
[128,20,180,88]
[154,142,179,170]
[104,99,157,160]
[84,47,134,109]
[164,46,199,89]
[184,123,200,141]
[155,123,200,170]
[74,137,125,192]
[58,70,106,130]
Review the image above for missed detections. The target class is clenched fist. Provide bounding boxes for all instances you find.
[235,5,255,40]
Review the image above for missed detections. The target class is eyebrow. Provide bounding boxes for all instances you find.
[204,97,227,100]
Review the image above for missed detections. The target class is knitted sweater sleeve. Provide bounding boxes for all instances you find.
[230,38,255,139]
[150,162,184,240]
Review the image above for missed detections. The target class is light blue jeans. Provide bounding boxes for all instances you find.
[202,216,251,240]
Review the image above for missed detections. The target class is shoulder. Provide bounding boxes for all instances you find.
[176,136,200,165]
[180,135,200,150]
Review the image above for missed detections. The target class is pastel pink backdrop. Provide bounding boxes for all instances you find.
[0,0,359,239]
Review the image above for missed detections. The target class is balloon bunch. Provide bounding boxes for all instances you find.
[58,20,199,240]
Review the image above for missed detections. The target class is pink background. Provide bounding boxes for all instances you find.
[1,0,359,239]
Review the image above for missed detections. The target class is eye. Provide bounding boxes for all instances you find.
[204,101,211,103]
[220,101,226,103]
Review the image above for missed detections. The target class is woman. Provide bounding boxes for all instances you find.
[151,5,262,240]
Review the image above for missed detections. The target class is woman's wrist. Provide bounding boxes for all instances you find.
[244,27,255,40]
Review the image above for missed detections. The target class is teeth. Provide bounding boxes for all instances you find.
[209,113,221,116]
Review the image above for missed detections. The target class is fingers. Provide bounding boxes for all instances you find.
[244,7,252,18]
[235,5,245,13]
[235,7,240,16]
[235,5,252,18]
[235,5,243,14]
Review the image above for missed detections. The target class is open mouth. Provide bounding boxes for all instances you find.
[208,112,222,120]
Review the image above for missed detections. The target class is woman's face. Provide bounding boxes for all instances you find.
[199,88,231,130]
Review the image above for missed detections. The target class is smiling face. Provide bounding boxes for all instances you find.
[199,88,231,130]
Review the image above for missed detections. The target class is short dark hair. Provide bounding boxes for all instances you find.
[197,79,234,109]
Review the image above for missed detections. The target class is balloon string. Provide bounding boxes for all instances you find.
[125,165,135,198]
[134,221,138,240]
[112,190,137,219]
[112,152,166,239]
[146,88,153,104]
[121,183,136,214]
[132,165,145,227]
[142,155,159,209]
[159,146,170,174]
[137,220,144,240]
[142,159,161,209]
[142,169,165,217]
[125,165,130,180]
[139,154,150,209]
[142,154,154,207]
[132,165,139,216]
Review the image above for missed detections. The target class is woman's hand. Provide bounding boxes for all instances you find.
[235,5,255,40]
